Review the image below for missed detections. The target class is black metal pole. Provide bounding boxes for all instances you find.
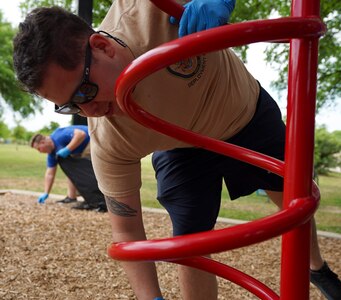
[73,0,93,126]
[77,0,93,25]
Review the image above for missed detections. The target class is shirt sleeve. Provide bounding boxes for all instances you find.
[46,153,57,168]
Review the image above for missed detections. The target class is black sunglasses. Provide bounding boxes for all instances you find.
[55,42,98,115]
[55,31,127,115]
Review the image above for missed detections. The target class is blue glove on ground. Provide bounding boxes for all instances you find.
[37,193,49,204]
[170,0,236,37]
[56,147,71,158]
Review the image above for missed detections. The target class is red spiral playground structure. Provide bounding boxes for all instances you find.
[108,0,327,298]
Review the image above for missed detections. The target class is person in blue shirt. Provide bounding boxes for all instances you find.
[30,125,90,205]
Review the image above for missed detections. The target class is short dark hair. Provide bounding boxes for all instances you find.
[30,133,44,147]
[13,6,95,94]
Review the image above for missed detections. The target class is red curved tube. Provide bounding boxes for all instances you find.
[109,1,324,299]
[115,17,325,176]
[175,257,279,300]
[108,194,319,261]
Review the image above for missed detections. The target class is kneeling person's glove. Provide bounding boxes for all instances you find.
[170,0,236,37]
[37,193,49,204]
[56,147,71,158]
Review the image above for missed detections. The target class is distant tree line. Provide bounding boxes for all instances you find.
[0,120,340,175]
[0,120,60,144]
[314,127,341,175]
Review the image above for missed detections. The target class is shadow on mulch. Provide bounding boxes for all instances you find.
[1,193,339,299]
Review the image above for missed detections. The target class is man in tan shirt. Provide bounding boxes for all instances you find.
[13,0,340,299]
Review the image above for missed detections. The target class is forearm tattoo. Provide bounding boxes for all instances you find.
[105,196,137,217]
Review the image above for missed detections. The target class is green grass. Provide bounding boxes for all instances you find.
[0,144,68,195]
[0,144,45,178]
[317,173,341,207]
[1,144,341,233]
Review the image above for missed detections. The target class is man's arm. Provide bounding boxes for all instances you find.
[56,129,87,158]
[37,166,57,203]
[105,192,163,300]
[44,166,57,194]
[67,128,87,151]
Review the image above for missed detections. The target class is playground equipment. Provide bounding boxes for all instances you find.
[108,0,326,299]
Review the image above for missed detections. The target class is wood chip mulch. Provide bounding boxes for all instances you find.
[0,193,340,299]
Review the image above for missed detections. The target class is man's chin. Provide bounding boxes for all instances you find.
[104,103,115,117]
[80,112,108,118]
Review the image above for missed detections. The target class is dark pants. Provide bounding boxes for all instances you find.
[152,86,285,236]
[58,156,107,210]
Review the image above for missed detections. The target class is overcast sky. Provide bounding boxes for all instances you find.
[1,0,340,132]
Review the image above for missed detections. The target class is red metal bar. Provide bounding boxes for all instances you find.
[109,1,325,298]
[108,195,319,261]
[280,0,322,299]
[174,257,280,300]
[115,18,325,177]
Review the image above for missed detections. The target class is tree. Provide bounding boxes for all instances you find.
[232,0,340,112]
[39,121,60,135]
[4,0,340,116]
[12,124,28,142]
[19,0,74,15]
[314,126,341,175]
[0,11,41,118]
[333,130,341,143]
[19,0,111,25]
[0,119,11,139]
[23,121,60,142]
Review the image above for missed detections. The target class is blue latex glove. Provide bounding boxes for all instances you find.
[170,0,236,37]
[153,298,165,300]
[37,193,49,204]
[56,147,71,158]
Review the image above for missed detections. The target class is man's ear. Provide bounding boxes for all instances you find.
[89,33,115,58]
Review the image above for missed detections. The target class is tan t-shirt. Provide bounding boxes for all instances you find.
[89,0,260,197]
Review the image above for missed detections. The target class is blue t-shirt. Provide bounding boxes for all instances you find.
[47,125,90,168]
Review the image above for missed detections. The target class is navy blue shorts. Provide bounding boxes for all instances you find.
[152,86,285,236]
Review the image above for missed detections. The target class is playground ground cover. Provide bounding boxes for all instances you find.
[1,192,340,300]
[1,144,340,233]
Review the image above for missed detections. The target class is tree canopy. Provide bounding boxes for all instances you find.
[0,11,42,118]
[0,0,340,118]
[231,0,341,112]
[314,127,341,175]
